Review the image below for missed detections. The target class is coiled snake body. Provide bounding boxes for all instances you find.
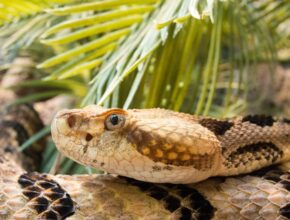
[1,104,290,219]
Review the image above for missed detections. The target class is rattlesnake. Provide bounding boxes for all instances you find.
[52,105,290,184]
[0,104,290,219]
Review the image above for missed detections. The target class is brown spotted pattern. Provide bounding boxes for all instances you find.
[218,117,290,156]
[224,142,284,169]
[123,112,218,170]
[120,108,220,170]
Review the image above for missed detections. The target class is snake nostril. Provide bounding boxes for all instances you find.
[85,133,93,142]
[67,115,76,128]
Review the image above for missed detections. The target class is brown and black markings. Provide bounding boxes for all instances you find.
[241,115,276,127]
[18,172,76,219]
[1,104,44,137]
[124,177,215,220]
[254,169,290,219]
[0,120,29,146]
[0,119,43,170]
[223,142,284,169]
[283,118,290,124]
[281,204,290,219]
[0,104,46,170]
[199,118,234,136]
[268,169,290,219]
[124,122,215,170]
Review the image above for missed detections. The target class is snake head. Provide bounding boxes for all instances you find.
[52,106,221,183]
[51,105,129,163]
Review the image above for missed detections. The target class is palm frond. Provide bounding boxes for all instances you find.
[82,0,219,107]
[0,0,74,62]
[0,1,48,26]
[0,0,73,25]
[37,0,161,81]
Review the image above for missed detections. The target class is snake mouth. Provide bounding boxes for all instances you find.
[51,110,85,155]
[51,109,108,165]
[51,111,71,156]
[51,114,88,164]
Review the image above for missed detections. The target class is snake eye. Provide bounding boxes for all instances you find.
[105,114,125,130]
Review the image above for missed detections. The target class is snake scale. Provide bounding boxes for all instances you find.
[0,103,290,219]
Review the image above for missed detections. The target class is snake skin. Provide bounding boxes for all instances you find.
[1,157,290,219]
[0,104,290,219]
[52,106,290,183]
